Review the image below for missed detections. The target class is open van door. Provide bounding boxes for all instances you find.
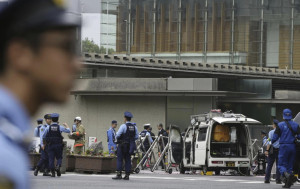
[194,126,209,166]
[168,125,183,164]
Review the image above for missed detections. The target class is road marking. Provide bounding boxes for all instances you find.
[239,181,265,184]
[49,173,275,185]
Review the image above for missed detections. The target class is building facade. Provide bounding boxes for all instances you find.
[108,0,300,69]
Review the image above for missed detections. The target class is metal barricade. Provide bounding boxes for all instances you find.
[134,135,173,174]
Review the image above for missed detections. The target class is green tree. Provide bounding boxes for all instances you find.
[82,38,115,54]
[82,38,100,53]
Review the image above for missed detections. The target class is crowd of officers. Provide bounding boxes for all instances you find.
[33,108,300,187]
[33,113,85,177]
[34,110,168,180]
[261,109,300,188]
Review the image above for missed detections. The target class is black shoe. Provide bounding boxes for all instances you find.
[56,167,61,177]
[33,168,39,176]
[276,180,282,184]
[291,175,297,183]
[282,183,291,188]
[112,172,122,180]
[43,172,51,176]
[51,170,55,177]
[43,169,51,176]
[282,173,293,188]
[123,174,130,180]
[264,180,270,184]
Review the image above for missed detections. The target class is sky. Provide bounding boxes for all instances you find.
[82,13,101,47]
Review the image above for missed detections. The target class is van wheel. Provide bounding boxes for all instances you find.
[168,169,173,174]
[215,170,220,175]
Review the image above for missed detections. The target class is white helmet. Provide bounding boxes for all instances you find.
[75,116,81,121]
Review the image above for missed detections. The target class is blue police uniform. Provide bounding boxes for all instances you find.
[272,109,300,187]
[34,114,52,176]
[72,124,76,132]
[107,121,117,154]
[140,129,153,151]
[43,113,70,177]
[265,120,281,183]
[34,119,43,137]
[140,127,153,166]
[0,86,31,189]
[113,112,139,180]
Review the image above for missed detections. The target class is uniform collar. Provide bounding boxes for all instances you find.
[0,85,30,133]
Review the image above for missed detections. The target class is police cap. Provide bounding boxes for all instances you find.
[124,111,133,118]
[44,114,52,119]
[37,119,43,122]
[0,0,81,36]
[144,123,150,129]
[51,113,59,118]
[283,109,293,120]
[112,120,117,124]
[273,119,279,125]
[261,130,267,135]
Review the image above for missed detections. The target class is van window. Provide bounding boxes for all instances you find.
[198,128,207,141]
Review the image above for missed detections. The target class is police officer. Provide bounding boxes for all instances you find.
[34,114,52,176]
[43,113,70,177]
[272,109,300,188]
[149,127,156,141]
[157,123,168,169]
[107,120,117,155]
[261,130,268,148]
[72,117,77,132]
[112,112,139,180]
[140,124,154,167]
[264,119,281,184]
[0,0,80,188]
[34,119,44,138]
[140,124,154,151]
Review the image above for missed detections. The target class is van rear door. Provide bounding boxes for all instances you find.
[169,125,183,164]
[194,126,209,166]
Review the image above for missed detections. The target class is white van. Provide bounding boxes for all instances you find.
[168,110,262,175]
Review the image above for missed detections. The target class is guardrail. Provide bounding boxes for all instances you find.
[82,53,300,80]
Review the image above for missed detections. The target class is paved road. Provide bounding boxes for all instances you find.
[31,171,300,189]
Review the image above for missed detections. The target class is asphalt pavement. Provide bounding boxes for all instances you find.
[30,171,300,189]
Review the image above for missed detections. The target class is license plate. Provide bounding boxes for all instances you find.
[226,162,235,167]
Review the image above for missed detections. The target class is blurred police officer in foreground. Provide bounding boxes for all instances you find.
[264,119,281,184]
[0,0,80,187]
[272,109,300,188]
[107,120,118,155]
[113,112,139,180]
[43,113,70,177]
[34,114,52,176]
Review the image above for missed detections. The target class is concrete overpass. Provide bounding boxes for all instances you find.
[82,53,300,81]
